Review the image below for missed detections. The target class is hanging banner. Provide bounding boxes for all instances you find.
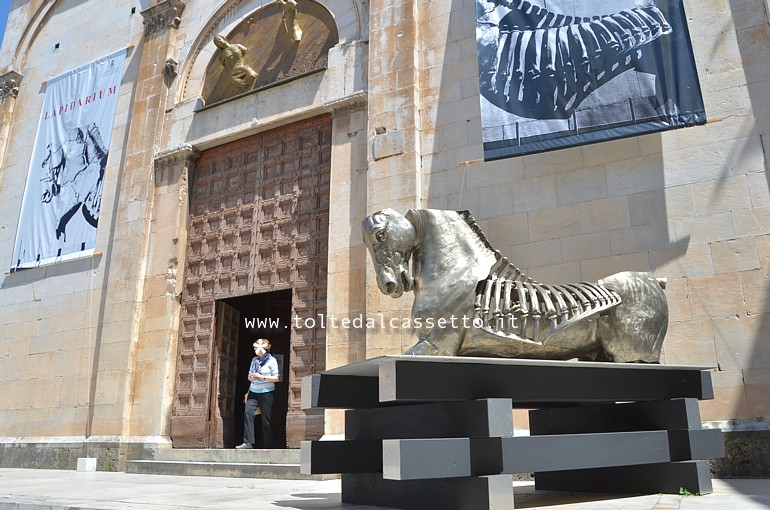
[477,0,706,160]
[11,49,126,270]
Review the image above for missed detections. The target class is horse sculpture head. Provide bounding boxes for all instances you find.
[362,208,416,298]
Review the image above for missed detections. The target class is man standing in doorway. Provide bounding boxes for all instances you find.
[237,338,279,449]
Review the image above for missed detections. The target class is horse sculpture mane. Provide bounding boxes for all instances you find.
[363,208,668,362]
[457,210,498,254]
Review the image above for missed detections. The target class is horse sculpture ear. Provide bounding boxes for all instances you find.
[364,210,390,236]
[404,210,420,234]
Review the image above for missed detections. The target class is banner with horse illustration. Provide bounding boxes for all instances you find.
[11,49,126,270]
[477,0,706,160]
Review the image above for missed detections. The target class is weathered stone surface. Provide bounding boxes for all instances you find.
[711,430,770,478]
[662,319,717,366]
[713,315,770,370]
[710,238,760,274]
[700,370,750,421]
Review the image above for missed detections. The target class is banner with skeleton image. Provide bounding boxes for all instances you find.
[477,0,705,159]
[11,49,125,270]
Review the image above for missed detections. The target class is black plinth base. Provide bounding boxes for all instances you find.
[301,355,724,510]
[342,473,514,510]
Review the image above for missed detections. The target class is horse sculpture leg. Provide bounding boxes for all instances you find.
[405,298,476,356]
[596,271,668,363]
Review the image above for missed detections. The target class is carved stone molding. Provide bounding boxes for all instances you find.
[164,58,179,79]
[141,0,186,37]
[323,92,367,116]
[0,70,23,100]
[154,144,200,170]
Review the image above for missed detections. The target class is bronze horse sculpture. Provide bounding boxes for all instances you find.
[363,208,668,362]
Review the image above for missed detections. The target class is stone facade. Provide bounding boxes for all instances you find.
[0,0,768,474]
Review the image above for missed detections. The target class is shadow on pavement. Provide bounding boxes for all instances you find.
[275,492,426,509]
[513,484,642,509]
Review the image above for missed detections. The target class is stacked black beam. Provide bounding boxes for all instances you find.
[301,355,723,510]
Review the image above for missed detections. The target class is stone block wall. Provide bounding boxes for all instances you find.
[418,0,770,425]
[0,0,371,438]
[0,0,143,442]
[364,0,770,431]
[2,0,373,448]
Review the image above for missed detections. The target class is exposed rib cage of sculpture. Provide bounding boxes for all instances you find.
[457,211,622,346]
[487,1,672,118]
[473,253,622,345]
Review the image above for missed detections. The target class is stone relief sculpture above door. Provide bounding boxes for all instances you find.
[202,0,338,105]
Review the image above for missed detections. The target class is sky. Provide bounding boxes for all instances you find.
[0,0,11,49]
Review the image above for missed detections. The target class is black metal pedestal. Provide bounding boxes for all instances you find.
[301,355,724,510]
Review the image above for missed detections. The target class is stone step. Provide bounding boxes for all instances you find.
[125,448,336,480]
[150,448,300,464]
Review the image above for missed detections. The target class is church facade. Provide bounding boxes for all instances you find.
[0,0,768,474]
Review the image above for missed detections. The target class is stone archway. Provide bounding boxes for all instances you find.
[170,115,331,448]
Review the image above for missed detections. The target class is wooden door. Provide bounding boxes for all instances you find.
[170,115,331,447]
[209,300,240,448]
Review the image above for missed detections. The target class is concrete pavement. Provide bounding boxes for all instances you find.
[1,468,769,509]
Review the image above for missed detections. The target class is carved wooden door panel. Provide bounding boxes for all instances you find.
[209,300,240,448]
[170,115,331,448]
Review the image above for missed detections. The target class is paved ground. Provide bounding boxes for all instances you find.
[0,469,769,509]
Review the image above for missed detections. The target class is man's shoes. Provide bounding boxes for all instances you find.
[235,443,253,449]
